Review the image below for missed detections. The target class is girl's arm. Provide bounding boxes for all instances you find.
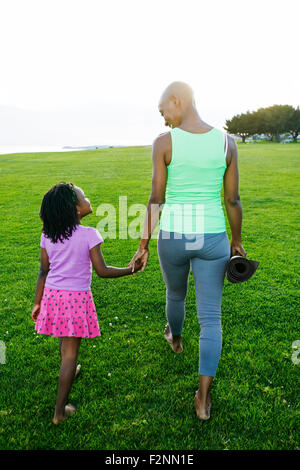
[89,243,142,278]
[31,248,50,321]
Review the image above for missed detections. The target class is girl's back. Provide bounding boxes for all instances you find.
[41,224,103,291]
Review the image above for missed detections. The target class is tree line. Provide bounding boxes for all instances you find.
[225,105,300,143]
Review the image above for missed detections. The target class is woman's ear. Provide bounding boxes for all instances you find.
[170,94,179,107]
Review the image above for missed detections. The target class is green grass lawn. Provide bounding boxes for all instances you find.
[0,142,299,450]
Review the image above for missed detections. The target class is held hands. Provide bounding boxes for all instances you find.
[230,240,247,257]
[128,246,149,276]
[31,304,40,322]
[129,257,143,276]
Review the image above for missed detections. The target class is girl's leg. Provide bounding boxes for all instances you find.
[157,231,191,344]
[59,337,81,379]
[191,231,230,419]
[53,336,82,424]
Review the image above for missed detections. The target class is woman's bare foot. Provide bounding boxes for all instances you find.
[75,364,81,379]
[164,324,183,353]
[52,404,76,424]
[194,390,212,420]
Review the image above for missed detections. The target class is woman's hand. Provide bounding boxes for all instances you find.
[128,247,149,274]
[31,304,40,322]
[230,240,247,257]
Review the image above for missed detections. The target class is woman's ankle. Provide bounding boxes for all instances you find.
[173,333,182,340]
[196,389,209,403]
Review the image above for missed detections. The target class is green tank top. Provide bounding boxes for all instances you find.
[159,127,227,234]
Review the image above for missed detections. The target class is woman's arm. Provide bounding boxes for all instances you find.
[223,136,247,257]
[129,134,168,271]
[90,244,142,278]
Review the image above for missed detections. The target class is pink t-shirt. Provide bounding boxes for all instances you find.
[41,224,104,291]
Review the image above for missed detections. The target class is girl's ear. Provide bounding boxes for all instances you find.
[76,203,81,216]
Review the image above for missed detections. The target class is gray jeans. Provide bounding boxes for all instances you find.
[157,229,230,377]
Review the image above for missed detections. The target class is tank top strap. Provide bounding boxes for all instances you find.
[223,131,228,158]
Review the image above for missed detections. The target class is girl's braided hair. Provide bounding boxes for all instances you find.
[40,181,80,243]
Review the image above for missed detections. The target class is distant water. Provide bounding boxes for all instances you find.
[0,145,84,155]
[0,143,151,155]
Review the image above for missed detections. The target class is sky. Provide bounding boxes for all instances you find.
[0,0,299,148]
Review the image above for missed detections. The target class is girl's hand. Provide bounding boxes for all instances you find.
[132,258,143,273]
[31,304,40,322]
[230,240,247,257]
[128,258,144,277]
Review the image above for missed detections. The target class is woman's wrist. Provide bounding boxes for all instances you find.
[139,240,149,250]
[231,235,242,243]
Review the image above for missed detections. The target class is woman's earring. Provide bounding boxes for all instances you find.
[77,211,80,214]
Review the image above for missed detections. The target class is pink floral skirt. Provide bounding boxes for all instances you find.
[35,286,101,338]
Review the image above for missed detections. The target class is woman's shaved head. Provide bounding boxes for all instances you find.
[159,81,195,109]
[158,81,195,129]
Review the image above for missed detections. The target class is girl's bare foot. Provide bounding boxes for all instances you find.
[194,390,212,420]
[52,403,76,424]
[164,324,183,353]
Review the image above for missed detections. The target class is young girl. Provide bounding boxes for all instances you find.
[31,181,142,424]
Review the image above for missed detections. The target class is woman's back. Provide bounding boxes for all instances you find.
[159,127,227,234]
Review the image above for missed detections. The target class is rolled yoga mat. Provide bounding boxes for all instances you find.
[225,255,259,283]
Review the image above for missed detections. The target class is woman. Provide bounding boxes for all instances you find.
[129,81,246,420]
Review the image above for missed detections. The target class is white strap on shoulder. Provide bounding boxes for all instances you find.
[223,132,228,158]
